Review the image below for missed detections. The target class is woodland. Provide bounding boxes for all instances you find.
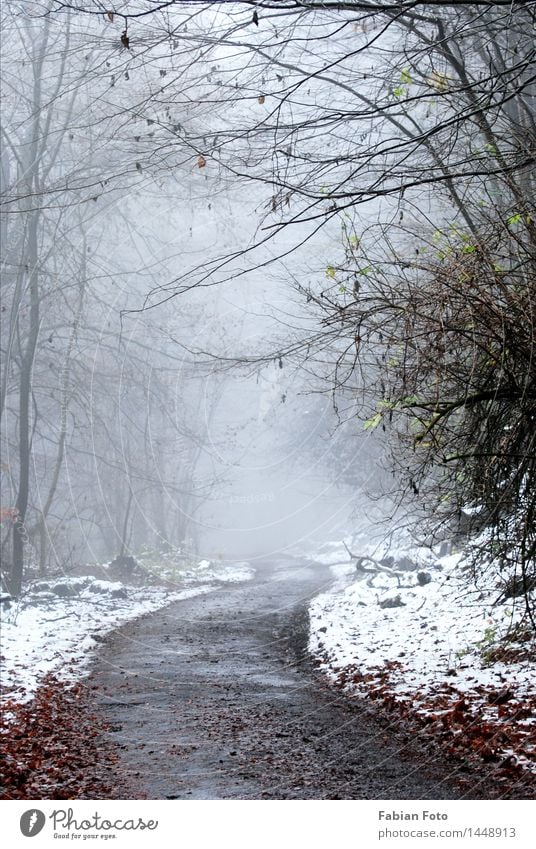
[2,0,534,617]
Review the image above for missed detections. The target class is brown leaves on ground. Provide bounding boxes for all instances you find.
[0,675,120,799]
[331,660,536,797]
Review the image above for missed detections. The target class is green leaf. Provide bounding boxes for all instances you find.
[508,213,522,225]
[326,266,336,278]
[393,86,406,98]
[428,71,449,92]
[363,413,382,431]
[400,68,412,85]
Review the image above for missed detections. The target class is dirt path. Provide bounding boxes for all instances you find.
[89,557,498,799]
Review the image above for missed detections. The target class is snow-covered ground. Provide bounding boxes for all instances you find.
[0,559,254,703]
[308,538,536,774]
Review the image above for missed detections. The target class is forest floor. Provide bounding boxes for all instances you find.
[309,542,535,793]
[3,556,534,800]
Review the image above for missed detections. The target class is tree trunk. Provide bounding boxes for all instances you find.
[119,489,134,558]
[11,216,40,597]
[9,22,49,596]
[38,260,85,574]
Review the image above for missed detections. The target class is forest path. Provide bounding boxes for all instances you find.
[89,557,488,799]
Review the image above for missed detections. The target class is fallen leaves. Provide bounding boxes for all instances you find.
[326,655,536,794]
[0,675,120,799]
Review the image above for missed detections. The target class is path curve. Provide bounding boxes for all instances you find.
[89,557,496,799]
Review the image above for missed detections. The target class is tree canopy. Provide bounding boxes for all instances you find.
[3,0,535,620]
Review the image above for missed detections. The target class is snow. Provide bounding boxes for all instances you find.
[0,559,254,704]
[308,540,535,773]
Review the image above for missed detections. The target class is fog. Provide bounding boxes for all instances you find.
[1,2,403,587]
[2,1,535,807]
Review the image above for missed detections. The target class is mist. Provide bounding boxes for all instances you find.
[0,1,384,577]
[2,0,535,807]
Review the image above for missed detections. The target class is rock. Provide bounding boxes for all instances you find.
[417,571,432,586]
[394,556,416,572]
[24,591,56,605]
[51,583,78,597]
[379,594,405,609]
[85,580,127,598]
[87,582,107,594]
[50,578,92,597]
[380,556,394,569]
[109,555,138,576]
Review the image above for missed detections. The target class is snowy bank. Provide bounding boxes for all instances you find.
[1,560,254,703]
[309,543,535,776]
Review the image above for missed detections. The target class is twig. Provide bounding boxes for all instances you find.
[44,612,81,622]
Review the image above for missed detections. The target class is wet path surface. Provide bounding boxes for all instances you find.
[89,558,493,799]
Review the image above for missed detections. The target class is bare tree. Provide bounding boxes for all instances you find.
[1,2,237,591]
[6,1,536,618]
